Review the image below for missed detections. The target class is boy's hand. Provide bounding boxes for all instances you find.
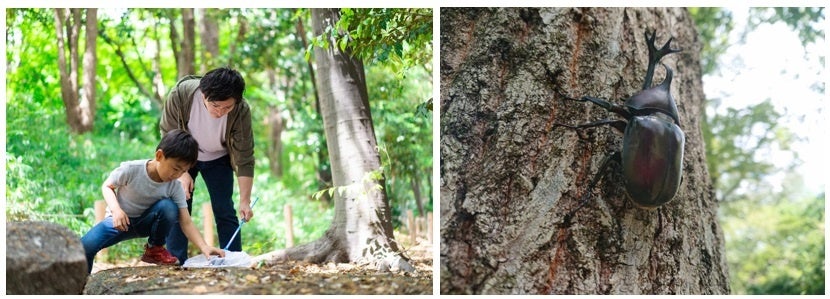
[202,246,226,259]
[111,208,130,232]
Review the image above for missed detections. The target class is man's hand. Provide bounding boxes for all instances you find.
[111,208,130,232]
[239,201,253,222]
[178,172,194,199]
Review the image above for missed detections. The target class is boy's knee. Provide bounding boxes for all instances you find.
[157,198,179,221]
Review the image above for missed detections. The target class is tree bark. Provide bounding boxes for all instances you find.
[82,8,97,126]
[256,8,413,273]
[167,10,180,73]
[228,15,247,67]
[152,18,166,102]
[411,170,425,216]
[440,8,729,294]
[296,12,332,205]
[178,8,196,78]
[54,8,94,134]
[69,9,80,95]
[198,8,220,73]
[267,105,284,177]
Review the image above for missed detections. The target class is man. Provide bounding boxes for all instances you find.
[160,67,255,264]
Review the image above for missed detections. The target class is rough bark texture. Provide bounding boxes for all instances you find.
[411,171,425,216]
[267,105,284,177]
[295,14,333,204]
[178,8,196,79]
[153,20,167,102]
[198,8,220,73]
[440,8,729,294]
[54,8,94,134]
[256,8,412,273]
[167,10,181,70]
[82,8,97,125]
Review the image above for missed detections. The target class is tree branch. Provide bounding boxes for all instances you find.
[98,30,157,105]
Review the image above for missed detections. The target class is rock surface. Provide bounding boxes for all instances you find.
[6,221,88,294]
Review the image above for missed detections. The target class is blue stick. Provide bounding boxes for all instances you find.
[223,196,260,251]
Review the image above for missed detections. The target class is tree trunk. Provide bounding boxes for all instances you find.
[178,8,196,78]
[256,8,412,273]
[82,8,97,127]
[411,170,425,216]
[54,8,94,134]
[167,10,180,73]
[227,15,247,67]
[69,9,80,95]
[267,105,284,177]
[296,12,332,205]
[152,18,166,102]
[440,8,729,294]
[198,8,220,73]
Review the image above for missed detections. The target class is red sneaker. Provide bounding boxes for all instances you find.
[141,244,179,265]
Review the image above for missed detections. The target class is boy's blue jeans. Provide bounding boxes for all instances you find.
[80,198,179,273]
[166,154,240,265]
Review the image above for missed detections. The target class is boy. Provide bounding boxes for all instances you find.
[81,129,225,273]
[161,67,255,264]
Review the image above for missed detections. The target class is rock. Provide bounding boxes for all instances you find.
[6,221,88,294]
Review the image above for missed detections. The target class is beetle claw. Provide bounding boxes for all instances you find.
[555,90,579,102]
[553,122,591,140]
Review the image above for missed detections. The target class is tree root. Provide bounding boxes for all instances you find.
[253,230,415,273]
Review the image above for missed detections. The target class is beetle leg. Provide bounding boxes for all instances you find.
[555,119,628,139]
[559,93,632,119]
[643,30,681,90]
[563,151,622,225]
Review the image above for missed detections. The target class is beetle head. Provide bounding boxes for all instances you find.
[626,63,680,125]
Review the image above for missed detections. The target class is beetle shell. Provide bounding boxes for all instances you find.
[621,114,685,209]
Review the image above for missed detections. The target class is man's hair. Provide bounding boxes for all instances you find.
[199,67,245,103]
[158,129,199,165]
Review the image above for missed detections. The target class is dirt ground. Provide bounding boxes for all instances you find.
[83,238,433,295]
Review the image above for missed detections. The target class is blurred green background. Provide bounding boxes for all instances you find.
[691,7,824,295]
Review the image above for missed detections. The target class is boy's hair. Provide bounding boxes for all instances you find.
[158,129,199,165]
[199,67,245,103]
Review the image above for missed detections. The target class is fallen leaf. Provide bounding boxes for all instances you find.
[125,275,145,283]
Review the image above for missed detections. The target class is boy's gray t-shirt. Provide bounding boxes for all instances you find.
[107,160,188,218]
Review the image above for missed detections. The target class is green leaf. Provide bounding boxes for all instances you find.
[338,36,348,51]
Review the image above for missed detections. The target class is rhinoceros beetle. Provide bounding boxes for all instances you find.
[556,30,685,215]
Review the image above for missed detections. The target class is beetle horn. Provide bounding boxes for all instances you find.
[643,30,681,90]
[658,63,681,125]
[659,63,673,89]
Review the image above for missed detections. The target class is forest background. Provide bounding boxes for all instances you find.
[5,7,433,270]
